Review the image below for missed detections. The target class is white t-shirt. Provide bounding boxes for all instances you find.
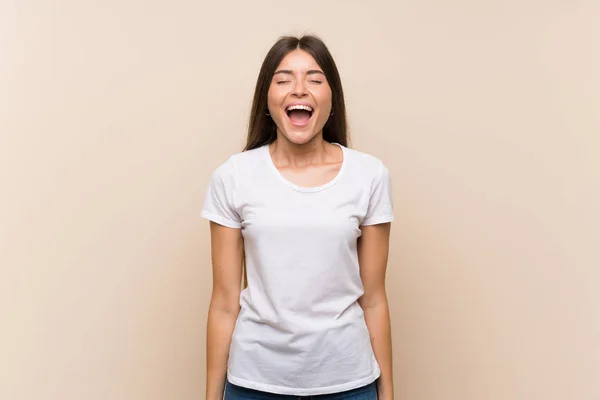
[201,143,394,396]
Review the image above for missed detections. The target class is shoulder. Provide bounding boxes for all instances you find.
[209,146,265,183]
[343,146,394,224]
[342,146,390,182]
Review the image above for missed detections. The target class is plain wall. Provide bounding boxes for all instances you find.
[1,1,599,399]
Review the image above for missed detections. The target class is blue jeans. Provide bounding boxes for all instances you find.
[224,380,378,400]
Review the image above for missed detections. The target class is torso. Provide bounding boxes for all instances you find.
[200,142,394,396]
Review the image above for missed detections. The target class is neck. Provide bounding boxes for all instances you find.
[270,132,330,168]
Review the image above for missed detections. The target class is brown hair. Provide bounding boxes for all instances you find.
[243,34,349,151]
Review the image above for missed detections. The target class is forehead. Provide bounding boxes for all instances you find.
[275,49,321,71]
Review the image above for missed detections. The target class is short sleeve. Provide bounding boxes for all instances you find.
[200,159,242,229]
[361,161,394,226]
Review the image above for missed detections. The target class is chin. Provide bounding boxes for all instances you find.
[281,129,320,145]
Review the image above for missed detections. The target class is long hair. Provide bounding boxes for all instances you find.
[243,34,349,151]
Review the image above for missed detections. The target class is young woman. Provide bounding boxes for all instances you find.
[201,34,394,400]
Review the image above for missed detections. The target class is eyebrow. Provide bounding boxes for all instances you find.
[273,69,325,76]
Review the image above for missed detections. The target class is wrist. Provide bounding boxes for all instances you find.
[376,380,394,400]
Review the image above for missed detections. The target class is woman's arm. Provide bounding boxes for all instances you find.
[358,222,394,400]
[206,221,244,400]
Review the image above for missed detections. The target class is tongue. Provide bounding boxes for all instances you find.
[289,109,311,124]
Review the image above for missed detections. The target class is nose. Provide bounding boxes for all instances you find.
[291,78,308,97]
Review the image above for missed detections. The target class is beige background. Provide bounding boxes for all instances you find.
[1,1,599,399]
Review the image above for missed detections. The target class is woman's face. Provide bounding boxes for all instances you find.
[267,49,333,145]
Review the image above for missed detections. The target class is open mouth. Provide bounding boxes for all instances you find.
[286,104,313,126]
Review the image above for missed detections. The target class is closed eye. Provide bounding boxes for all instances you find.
[277,80,291,85]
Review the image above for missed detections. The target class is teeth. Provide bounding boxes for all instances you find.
[286,105,313,112]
